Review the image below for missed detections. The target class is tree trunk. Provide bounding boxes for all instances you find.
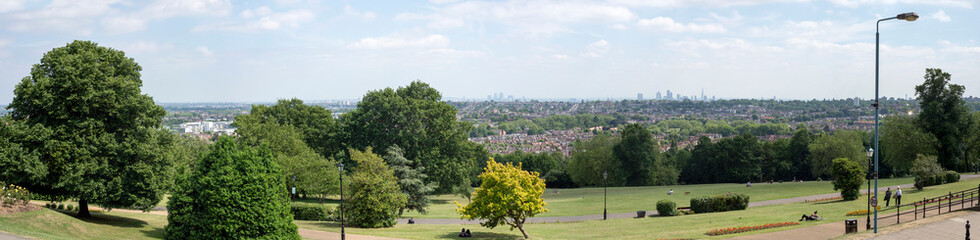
[398,208,405,217]
[77,199,91,218]
[518,224,530,239]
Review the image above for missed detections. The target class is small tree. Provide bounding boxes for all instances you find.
[166,137,299,239]
[831,158,864,201]
[346,148,407,228]
[912,154,945,190]
[457,159,547,239]
[383,145,437,216]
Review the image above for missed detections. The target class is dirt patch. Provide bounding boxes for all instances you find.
[0,204,40,215]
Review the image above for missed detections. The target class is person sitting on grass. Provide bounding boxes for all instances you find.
[800,211,822,221]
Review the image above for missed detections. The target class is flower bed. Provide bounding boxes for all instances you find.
[705,222,800,236]
[1,183,31,206]
[845,206,881,216]
[804,196,842,203]
[914,195,964,206]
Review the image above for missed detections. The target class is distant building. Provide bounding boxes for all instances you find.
[656,91,662,100]
[637,93,643,100]
[854,97,860,106]
[666,90,673,100]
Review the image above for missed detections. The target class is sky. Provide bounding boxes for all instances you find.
[0,0,978,104]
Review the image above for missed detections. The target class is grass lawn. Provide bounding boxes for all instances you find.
[296,177,980,239]
[0,208,165,240]
[403,177,914,219]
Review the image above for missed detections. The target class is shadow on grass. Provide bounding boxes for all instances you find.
[294,198,341,205]
[431,199,455,205]
[72,212,150,228]
[437,231,523,239]
[812,199,850,205]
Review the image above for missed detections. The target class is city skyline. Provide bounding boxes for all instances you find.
[1,0,978,104]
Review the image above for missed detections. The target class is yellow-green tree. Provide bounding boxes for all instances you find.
[456,159,547,239]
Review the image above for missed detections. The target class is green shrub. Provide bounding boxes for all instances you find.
[345,148,407,228]
[165,137,300,240]
[291,203,333,221]
[945,171,960,184]
[831,158,864,200]
[67,205,74,211]
[656,199,678,216]
[690,192,749,214]
[57,204,64,210]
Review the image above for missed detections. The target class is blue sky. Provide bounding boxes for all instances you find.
[0,0,977,103]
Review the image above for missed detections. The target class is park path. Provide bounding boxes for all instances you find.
[401,176,980,225]
[0,231,28,240]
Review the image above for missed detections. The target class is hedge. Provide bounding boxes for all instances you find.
[690,192,749,214]
[291,203,333,221]
[915,170,960,189]
[656,199,679,216]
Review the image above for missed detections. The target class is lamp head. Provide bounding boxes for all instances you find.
[603,171,608,180]
[337,162,344,172]
[897,12,919,21]
[866,148,874,158]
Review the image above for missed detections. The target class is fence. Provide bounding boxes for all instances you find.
[875,184,980,226]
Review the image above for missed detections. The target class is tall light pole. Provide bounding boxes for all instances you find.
[866,148,874,231]
[337,163,345,240]
[603,171,608,220]
[874,11,918,234]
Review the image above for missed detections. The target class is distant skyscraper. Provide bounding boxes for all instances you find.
[701,88,705,101]
[666,90,673,100]
[656,91,662,100]
[637,93,643,100]
[854,97,860,106]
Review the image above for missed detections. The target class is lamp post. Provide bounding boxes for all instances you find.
[603,171,608,220]
[874,12,918,234]
[291,175,296,203]
[337,163,345,240]
[866,148,874,231]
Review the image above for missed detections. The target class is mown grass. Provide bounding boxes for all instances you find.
[0,208,165,240]
[297,177,980,239]
[403,177,914,218]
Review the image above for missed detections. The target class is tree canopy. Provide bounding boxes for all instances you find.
[456,159,547,239]
[915,68,973,171]
[3,40,173,217]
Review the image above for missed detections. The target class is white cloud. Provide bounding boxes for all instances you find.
[193,8,315,32]
[120,41,175,54]
[395,0,635,34]
[5,0,122,33]
[828,0,972,8]
[610,0,806,8]
[347,34,451,49]
[142,0,231,19]
[582,39,610,57]
[344,5,376,21]
[931,10,951,22]
[424,48,486,57]
[196,46,214,56]
[0,0,26,13]
[636,17,726,33]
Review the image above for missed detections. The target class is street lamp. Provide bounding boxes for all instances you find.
[603,171,608,220]
[337,162,345,240]
[874,11,917,234]
[866,148,874,231]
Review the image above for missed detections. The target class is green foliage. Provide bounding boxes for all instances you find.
[452,178,474,203]
[682,134,764,184]
[166,137,300,240]
[830,158,864,200]
[916,68,974,171]
[911,155,957,190]
[342,81,484,193]
[290,203,333,221]
[656,199,679,216]
[66,205,73,211]
[809,130,866,179]
[57,204,64,210]
[614,124,675,186]
[789,126,814,180]
[456,159,547,239]
[567,135,624,187]
[235,118,340,200]
[234,98,339,158]
[689,193,749,214]
[4,40,174,217]
[346,148,407,228]
[881,115,938,174]
[1,183,31,205]
[383,145,437,215]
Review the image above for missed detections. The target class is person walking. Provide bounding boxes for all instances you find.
[894,187,903,206]
[884,187,892,207]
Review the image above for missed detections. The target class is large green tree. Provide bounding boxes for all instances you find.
[235,119,339,201]
[915,68,974,171]
[383,145,437,215]
[342,81,482,193]
[788,125,814,180]
[346,148,407,228]
[567,134,624,187]
[880,115,938,173]
[831,158,864,201]
[166,137,300,239]
[809,131,866,179]
[456,159,548,239]
[234,98,339,157]
[4,40,173,217]
[614,124,674,186]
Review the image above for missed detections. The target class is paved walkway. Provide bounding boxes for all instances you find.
[0,232,27,240]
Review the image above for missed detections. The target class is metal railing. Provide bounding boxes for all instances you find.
[875,184,980,225]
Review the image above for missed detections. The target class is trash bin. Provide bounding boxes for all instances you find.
[636,210,646,218]
[845,219,858,234]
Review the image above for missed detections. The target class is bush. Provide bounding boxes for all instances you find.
[346,148,407,228]
[656,199,678,216]
[57,204,64,210]
[67,205,74,211]
[166,137,300,240]
[291,203,333,221]
[831,158,864,200]
[945,171,960,184]
[690,192,749,214]
[912,155,948,190]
